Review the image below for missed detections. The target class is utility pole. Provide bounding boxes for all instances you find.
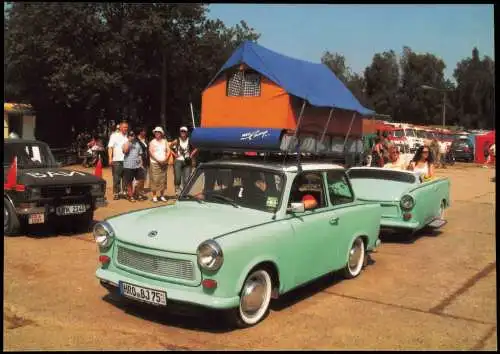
[442,91,446,128]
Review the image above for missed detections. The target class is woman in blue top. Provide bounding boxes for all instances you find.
[122,130,146,202]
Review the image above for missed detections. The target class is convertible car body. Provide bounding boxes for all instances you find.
[347,167,450,235]
[95,160,382,327]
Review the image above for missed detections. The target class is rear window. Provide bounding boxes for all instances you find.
[348,169,417,184]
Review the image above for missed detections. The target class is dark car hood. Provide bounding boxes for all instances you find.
[4,167,104,186]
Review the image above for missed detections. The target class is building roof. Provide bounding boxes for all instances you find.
[206,41,374,116]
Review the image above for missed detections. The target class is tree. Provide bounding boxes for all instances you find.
[4,2,261,144]
[364,50,400,118]
[452,47,495,129]
[394,46,447,125]
[321,51,351,83]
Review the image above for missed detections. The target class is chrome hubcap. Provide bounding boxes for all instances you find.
[241,276,267,315]
[348,239,363,271]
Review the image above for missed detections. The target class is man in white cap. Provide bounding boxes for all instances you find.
[171,126,198,196]
[148,126,170,202]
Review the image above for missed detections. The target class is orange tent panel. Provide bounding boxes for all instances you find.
[201,76,295,129]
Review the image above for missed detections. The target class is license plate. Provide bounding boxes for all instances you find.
[119,281,167,306]
[56,204,86,216]
[28,213,45,224]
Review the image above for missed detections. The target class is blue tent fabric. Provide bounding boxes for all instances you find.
[206,41,374,116]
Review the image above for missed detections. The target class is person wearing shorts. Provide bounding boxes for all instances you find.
[122,130,145,202]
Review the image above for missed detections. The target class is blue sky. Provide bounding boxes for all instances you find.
[207,4,494,81]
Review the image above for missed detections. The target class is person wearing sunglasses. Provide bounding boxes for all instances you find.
[408,145,435,181]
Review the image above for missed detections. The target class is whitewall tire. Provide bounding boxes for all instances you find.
[343,237,366,279]
[228,269,273,328]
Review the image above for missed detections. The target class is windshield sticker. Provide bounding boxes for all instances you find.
[31,146,42,163]
[26,171,87,178]
[266,196,278,208]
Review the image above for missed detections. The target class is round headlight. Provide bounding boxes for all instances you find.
[93,221,114,248]
[197,240,223,271]
[400,195,415,210]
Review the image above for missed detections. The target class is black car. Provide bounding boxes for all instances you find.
[450,138,474,162]
[4,138,108,235]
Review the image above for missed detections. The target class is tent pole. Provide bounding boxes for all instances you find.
[285,100,307,170]
[294,100,307,140]
[320,108,335,146]
[343,111,357,151]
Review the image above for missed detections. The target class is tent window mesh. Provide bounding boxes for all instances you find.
[227,71,261,97]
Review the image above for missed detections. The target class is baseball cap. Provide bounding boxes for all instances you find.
[180,126,188,132]
[153,126,164,134]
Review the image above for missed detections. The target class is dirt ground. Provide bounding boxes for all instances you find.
[3,163,497,350]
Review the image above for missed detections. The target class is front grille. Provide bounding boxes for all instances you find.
[58,196,91,206]
[116,246,195,281]
[41,185,89,198]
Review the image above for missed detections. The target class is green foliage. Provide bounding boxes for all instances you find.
[4,2,260,143]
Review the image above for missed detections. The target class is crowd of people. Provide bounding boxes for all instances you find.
[106,121,198,203]
[367,130,437,181]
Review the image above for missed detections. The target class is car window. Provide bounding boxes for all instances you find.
[288,172,326,210]
[4,142,57,168]
[393,129,404,138]
[326,170,354,205]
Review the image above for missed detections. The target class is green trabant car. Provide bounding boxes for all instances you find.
[94,160,382,327]
[347,167,450,235]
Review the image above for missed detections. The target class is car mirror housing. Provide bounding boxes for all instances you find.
[287,202,305,214]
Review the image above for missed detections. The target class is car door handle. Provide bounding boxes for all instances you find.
[330,217,339,225]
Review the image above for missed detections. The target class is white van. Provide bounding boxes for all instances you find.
[391,127,421,152]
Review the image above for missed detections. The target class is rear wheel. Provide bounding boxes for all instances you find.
[226,268,273,328]
[343,237,366,279]
[4,198,20,236]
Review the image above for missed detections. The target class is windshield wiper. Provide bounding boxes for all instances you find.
[178,194,204,204]
[207,194,240,208]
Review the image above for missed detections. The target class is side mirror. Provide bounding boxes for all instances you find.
[287,202,305,214]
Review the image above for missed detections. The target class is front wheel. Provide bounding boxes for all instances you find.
[226,269,273,328]
[4,198,21,236]
[343,237,366,279]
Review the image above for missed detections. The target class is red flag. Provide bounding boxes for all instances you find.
[94,156,103,178]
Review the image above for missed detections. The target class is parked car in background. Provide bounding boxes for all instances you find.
[450,137,475,162]
[347,167,450,237]
[4,138,107,235]
[94,160,382,327]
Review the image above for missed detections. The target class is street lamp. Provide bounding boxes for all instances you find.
[420,85,452,128]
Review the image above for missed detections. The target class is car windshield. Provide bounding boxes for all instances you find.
[415,130,427,138]
[406,128,417,137]
[393,129,404,138]
[4,142,58,169]
[181,166,285,213]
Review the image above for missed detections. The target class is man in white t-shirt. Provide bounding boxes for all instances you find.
[108,121,129,200]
